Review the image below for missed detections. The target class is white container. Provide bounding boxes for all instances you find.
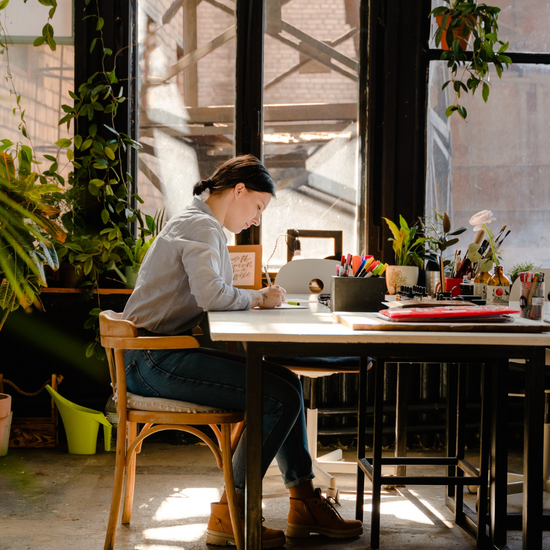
[385,265,419,295]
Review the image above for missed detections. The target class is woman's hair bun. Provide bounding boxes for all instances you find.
[193,178,213,196]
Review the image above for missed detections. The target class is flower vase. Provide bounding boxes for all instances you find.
[486,266,510,305]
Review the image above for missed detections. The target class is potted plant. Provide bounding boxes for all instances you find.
[429,0,512,119]
[422,211,467,293]
[121,208,164,288]
[382,216,426,294]
[0,147,64,329]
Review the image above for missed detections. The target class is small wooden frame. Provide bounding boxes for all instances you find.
[227,245,263,290]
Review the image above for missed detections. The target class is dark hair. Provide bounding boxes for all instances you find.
[193,154,276,197]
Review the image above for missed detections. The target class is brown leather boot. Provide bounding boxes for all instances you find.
[287,488,363,538]
[206,502,286,548]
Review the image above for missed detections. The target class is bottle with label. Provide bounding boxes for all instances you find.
[486,266,511,305]
[473,270,490,300]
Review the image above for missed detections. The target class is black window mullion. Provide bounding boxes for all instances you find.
[235,0,265,245]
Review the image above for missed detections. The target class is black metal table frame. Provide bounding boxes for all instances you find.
[244,341,547,550]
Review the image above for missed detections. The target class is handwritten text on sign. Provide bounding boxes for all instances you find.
[230,253,255,287]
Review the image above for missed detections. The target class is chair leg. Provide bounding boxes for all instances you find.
[104,419,128,550]
[122,422,138,524]
[222,424,243,550]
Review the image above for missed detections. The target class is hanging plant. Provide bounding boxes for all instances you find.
[429,0,512,119]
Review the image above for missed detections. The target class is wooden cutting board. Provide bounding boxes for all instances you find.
[333,312,550,333]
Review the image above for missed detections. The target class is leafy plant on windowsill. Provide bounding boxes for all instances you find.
[429,0,512,120]
[382,216,426,268]
[421,211,467,292]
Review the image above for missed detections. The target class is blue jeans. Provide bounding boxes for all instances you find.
[124,347,314,493]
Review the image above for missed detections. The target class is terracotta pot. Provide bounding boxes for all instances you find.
[436,14,474,50]
[0,393,12,455]
[385,265,419,295]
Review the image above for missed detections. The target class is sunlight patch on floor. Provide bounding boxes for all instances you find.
[380,499,434,525]
[153,487,220,521]
[142,522,208,542]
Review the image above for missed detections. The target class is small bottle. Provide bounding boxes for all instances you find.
[486,266,511,305]
[473,270,490,300]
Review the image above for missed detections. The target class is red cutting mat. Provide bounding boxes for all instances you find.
[379,305,519,321]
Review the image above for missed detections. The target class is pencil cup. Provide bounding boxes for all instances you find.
[331,276,386,312]
[519,280,545,320]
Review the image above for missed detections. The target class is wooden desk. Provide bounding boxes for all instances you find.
[208,296,550,550]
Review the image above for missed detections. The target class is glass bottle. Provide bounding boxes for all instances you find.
[473,270,490,301]
[486,266,511,305]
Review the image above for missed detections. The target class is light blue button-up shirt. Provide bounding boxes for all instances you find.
[123,198,252,335]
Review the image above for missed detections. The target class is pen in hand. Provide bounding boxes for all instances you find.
[264,265,272,287]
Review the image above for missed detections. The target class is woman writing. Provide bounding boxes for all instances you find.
[122,155,362,548]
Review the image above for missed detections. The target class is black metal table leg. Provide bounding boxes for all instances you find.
[396,364,408,477]
[490,359,509,548]
[476,363,490,549]
[371,358,386,550]
[245,345,263,550]
[446,363,458,503]
[523,349,545,549]
[355,356,370,521]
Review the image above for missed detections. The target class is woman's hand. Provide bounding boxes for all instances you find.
[250,284,286,309]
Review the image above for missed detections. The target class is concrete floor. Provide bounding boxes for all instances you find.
[0,440,547,550]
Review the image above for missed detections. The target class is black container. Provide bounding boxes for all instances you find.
[330,276,386,312]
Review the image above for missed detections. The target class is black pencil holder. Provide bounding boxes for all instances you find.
[330,276,386,312]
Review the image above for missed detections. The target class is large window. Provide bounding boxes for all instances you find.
[426,0,550,272]
[0,0,74,176]
[136,0,361,263]
[136,0,236,227]
[261,0,360,266]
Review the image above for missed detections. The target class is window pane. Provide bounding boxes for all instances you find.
[262,0,359,267]
[427,61,550,272]
[136,0,236,224]
[430,0,550,53]
[0,44,74,178]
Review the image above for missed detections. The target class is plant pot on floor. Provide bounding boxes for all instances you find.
[0,393,12,456]
[385,266,419,295]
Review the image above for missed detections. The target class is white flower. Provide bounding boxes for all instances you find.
[469,210,496,231]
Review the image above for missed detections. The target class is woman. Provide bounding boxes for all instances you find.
[122,155,362,548]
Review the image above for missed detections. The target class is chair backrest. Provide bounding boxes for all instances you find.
[274,259,339,294]
[99,310,200,414]
[509,268,550,301]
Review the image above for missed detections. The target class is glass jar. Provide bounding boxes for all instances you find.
[473,270,490,300]
[486,266,511,305]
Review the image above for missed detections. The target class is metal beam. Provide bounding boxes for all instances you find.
[281,20,359,72]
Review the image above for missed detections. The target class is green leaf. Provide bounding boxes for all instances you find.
[96,17,104,31]
[81,139,93,151]
[74,134,83,150]
[33,36,46,47]
[101,209,109,224]
[482,82,490,103]
[0,0,10,10]
[445,105,458,117]
[46,35,56,51]
[55,138,72,148]
[90,178,105,187]
[458,106,467,119]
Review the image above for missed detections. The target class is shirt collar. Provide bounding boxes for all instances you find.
[191,197,228,243]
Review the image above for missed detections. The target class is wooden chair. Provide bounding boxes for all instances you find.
[99,310,245,550]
